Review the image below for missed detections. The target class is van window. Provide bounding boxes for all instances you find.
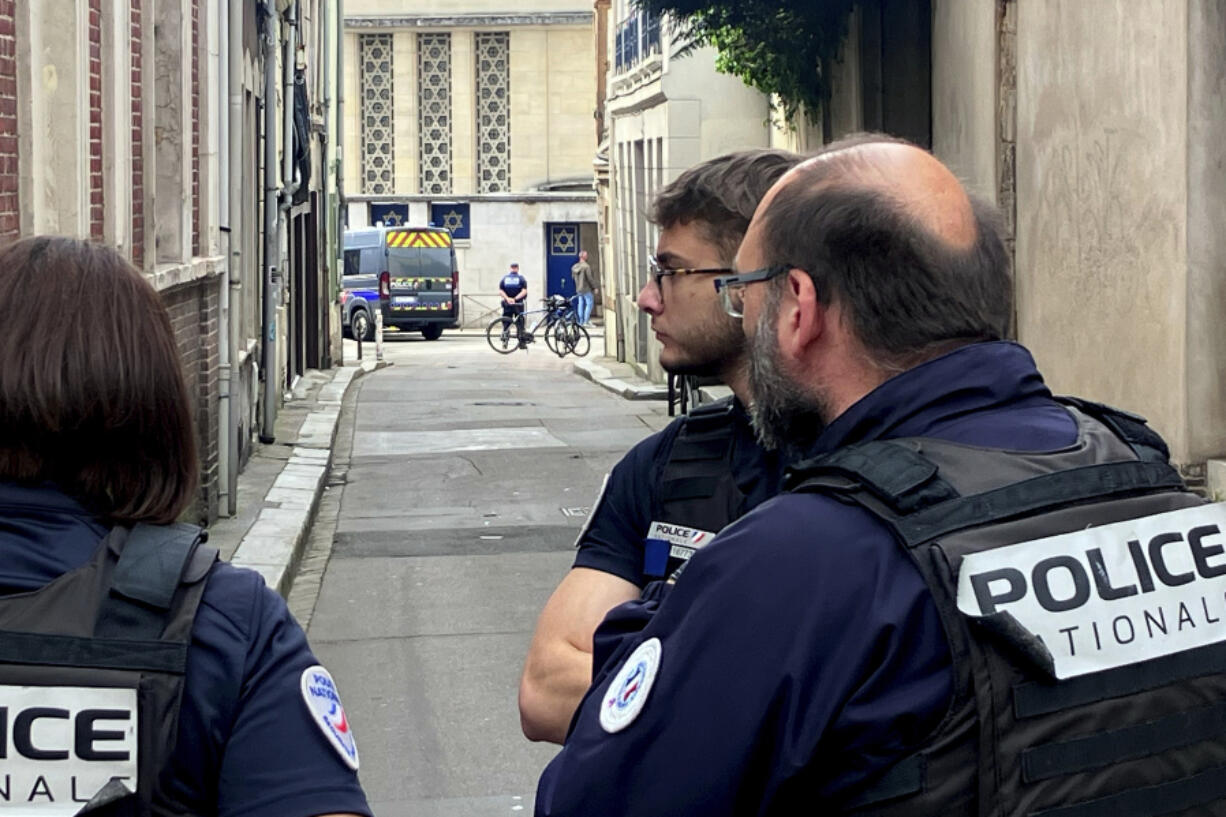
[346,247,382,275]
[419,247,452,278]
[343,249,362,276]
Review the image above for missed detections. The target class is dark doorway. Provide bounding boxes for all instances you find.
[858,0,932,148]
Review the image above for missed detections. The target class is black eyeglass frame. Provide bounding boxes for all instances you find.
[712,264,794,318]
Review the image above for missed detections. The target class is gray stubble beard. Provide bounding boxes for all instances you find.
[746,285,827,454]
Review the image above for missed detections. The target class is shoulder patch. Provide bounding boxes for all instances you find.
[301,665,360,770]
[600,637,662,733]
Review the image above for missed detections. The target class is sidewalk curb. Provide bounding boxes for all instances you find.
[572,357,668,401]
[229,360,387,597]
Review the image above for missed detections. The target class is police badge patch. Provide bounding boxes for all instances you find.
[300,666,359,770]
[600,638,662,734]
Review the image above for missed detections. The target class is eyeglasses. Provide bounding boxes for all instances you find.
[712,265,793,318]
[648,256,734,297]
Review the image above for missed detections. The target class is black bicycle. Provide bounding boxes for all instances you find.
[486,295,590,357]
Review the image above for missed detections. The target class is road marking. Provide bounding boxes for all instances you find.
[352,427,567,456]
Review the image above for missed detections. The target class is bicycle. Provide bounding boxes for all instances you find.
[487,296,583,355]
[544,296,591,358]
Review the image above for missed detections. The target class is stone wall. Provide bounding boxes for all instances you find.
[930,0,997,201]
[1015,0,1194,460]
[346,195,598,326]
[345,19,597,197]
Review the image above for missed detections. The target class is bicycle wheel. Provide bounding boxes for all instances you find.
[567,322,591,357]
[486,317,516,354]
[552,321,578,357]
[543,317,563,355]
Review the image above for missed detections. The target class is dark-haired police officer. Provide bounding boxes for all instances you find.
[0,235,369,817]
[536,136,1226,815]
[519,149,803,744]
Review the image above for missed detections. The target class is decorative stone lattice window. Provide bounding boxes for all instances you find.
[418,33,452,194]
[475,32,511,193]
[360,34,394,194]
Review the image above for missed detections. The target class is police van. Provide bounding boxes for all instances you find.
[342,225,460,341]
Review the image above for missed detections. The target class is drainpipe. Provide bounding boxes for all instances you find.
[278,1,300,384]
[218,0,232,515]
[321,0,332,364]
[260,1,279,443]
[280,2,301,218]
[223,0,244,513]
[336,0,345,290]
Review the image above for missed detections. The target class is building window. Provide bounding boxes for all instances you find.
[418,32,452,195]
[360,34,394,194]
[616,10,660,73]
[475,32,510,194]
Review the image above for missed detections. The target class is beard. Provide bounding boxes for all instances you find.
[661,310,744,379]
[747,286,827,454]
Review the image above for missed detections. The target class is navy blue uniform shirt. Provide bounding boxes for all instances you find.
[537,342,1078,816]
[574,399,784,587]
[500,272,527,299]
[0,483,372,817]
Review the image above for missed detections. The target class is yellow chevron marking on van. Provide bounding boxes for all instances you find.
[387,230,452,249]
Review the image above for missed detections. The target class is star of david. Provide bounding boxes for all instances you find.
[383,210,404,226]
[553,228,577,254]
[442,209,465,231]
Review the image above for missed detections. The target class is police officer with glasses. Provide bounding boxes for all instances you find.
[519,149,803,745]
[536,134,1221,816]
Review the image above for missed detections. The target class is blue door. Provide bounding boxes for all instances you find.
[546,223,580,298]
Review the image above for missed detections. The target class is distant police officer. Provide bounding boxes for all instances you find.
[0,237,370,817]
[519,149,802,744]
[536,136,1223,815]
[500,262,529,345]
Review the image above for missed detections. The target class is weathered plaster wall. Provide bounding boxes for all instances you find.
[1016,0,1190,459]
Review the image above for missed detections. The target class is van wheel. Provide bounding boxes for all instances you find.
[352,308,374,342]
[421,324,444,341]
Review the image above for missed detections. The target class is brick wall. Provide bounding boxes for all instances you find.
[191,0,199,257]
[88,0,103,240]
[161,278,220,524]
[0,0,17,244]
[130,0,143,267]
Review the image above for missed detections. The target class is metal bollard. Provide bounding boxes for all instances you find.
[375,308,384,361]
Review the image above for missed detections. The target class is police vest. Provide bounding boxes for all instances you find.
[647,397,747,580]
[786,398,1226,816]
[0,523,217,816]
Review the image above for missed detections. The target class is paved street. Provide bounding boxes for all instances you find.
[293,328,670,816]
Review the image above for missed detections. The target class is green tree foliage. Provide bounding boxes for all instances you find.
[632,0,856,121]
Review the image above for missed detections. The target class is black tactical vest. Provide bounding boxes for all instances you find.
[0,523,217,816]
[652,397,748,579]
[785,399,1226,816]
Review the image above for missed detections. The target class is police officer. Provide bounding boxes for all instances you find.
[0,237,370,817]
[500,262,529,345]
[519,149,802,744]
[535,136,1221,814]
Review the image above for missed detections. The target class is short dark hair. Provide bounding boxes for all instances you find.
[759,137,1012,372]
[0,236,198,524]
[651,148,803,263]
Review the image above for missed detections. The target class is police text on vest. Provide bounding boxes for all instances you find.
[956,503,1226,679]
[0,685,138,814]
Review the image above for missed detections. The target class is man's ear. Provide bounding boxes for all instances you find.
[779,268,822,358]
